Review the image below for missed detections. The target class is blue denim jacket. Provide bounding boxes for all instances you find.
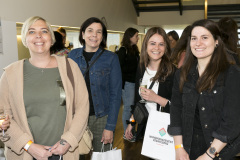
[68,47,122,131]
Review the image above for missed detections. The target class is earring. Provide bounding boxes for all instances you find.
[215,44,218,48]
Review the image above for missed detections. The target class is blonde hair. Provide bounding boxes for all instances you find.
[21,16,55,47]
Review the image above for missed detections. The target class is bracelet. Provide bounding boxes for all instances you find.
[175,144,183,149]
[24,140,33,151]
[126,119,136,126]
[205,151,214,159]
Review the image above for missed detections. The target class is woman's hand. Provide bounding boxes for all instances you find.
[50,139,71,156]
[140,87,169,107]
[125,124,133,140]
[101,129,113,144]
[27,143,52,160]
[175,148,190,160]
[140,87,158,102]
[0,115,10,130]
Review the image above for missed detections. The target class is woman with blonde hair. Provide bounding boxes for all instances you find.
[0,16,89,160]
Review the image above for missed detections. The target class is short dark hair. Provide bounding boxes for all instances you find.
[79,17,107,49]
[167,30,179,41]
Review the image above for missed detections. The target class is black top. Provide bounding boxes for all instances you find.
[168,63,240,158]
[226,48,240,66]
[83,50,95,116]
[117,46,139,89]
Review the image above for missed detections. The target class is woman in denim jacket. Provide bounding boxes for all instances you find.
[168,19,240,160]
[68,17,122,152]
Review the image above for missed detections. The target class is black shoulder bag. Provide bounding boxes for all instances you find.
[83,49,105,76]
[132,81,155,124]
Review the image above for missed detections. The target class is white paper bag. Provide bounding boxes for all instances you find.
[91,144,122,160]
[141,110,175,160]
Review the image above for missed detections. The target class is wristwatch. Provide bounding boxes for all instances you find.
[209,147,219,157]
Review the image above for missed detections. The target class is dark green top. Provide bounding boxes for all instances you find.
[23,59,66,146]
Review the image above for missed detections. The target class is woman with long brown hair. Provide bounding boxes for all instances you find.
[117,27,140,142]
[168,19,240,160]
[170,25,192,68]
[125,27,175,141]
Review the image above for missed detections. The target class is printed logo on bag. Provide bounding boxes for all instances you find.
[148,127,174,146]
[159,128,166,137]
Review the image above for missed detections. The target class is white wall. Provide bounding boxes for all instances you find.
[0,19,18,76]
[0,0,144,32]
[138,10,204,29]
[0,0,145,76]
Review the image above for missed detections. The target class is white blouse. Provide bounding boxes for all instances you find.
[139,67,160,113]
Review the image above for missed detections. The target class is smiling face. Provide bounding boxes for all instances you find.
[190,26,218,63]
[26,20,52,56]
[130,32,139,46]
[147,33,166,62]
[82,22,103,52]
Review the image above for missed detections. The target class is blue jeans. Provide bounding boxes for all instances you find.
[122,82,135,133]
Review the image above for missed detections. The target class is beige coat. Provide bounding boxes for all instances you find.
[0,55,89,160]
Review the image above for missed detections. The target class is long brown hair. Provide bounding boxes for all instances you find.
[121,27,139,55]
[179,19,229,93]
[140,27,174,82]
[218,17,238,53]
[170,25,192,67]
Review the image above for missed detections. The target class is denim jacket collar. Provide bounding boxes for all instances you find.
[74,46,104,60]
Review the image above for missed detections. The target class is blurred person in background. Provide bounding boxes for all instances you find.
[170,25,192,68]
[50,31,69,56]
[218,17,240,65]
[117,27,140,142]
[167,30,179,52]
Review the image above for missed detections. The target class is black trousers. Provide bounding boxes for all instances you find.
[189,131,208,160]
[33,155,62,160]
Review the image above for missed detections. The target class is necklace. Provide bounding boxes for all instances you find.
[29,57,52,74]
